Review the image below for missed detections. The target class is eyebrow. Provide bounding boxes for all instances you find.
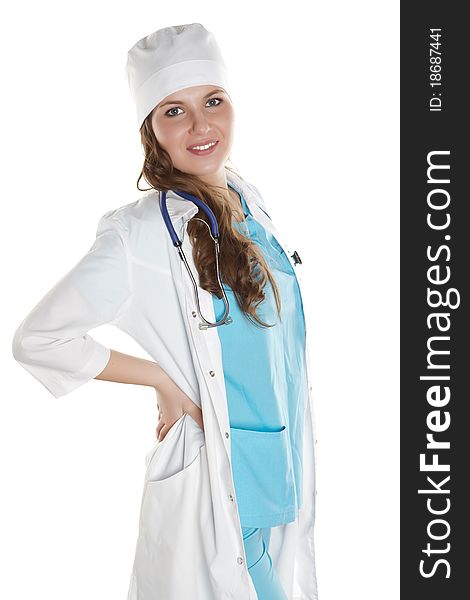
[157,88,226,110]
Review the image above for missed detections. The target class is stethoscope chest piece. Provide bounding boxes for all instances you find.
[199,314,233,330]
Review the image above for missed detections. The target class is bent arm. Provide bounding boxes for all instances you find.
[11,213,133,398]
[95,349,172,390]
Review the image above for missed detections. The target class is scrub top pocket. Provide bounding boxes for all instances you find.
[229,424,297,528]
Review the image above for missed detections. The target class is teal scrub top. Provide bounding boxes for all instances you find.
[212,183,308,528]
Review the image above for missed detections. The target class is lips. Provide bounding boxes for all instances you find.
[187,140,219,155]
[187,139,218,150]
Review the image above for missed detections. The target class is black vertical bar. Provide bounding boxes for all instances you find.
[401,3,469,599]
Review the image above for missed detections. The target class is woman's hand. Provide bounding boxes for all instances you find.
[155,377,204,442]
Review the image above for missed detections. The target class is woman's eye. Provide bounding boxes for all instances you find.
[165,98,222,118]
[165,107,183,117]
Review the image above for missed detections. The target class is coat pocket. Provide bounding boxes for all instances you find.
[131,414,215,599]
[144,412,205,483]
[229,424,296,524]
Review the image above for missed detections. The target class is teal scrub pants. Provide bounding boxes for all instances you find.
[242,526,288,600]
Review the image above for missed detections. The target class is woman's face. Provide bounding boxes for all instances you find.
[151,85,235,180]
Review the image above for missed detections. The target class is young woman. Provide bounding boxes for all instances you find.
[12,23,319,600]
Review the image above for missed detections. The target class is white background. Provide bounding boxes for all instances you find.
[1,1,399,598]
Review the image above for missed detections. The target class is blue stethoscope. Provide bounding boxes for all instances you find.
[160,189,234,330]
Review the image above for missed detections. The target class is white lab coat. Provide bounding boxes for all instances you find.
[12,168,319,599]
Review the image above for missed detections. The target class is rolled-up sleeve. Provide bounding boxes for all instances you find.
[11,212,133,399]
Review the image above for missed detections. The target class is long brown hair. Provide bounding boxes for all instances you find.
[136,112,282,328]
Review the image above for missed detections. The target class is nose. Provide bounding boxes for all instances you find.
[188,109,211,135]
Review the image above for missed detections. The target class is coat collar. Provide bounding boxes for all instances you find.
[158,168,261,226]
[157,168,297,274]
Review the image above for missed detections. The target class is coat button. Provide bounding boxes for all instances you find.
[237,556,244,565]
[209,370,215,377]
[192,311,197,317]
[225,431,229,438]
[228,493,234,501]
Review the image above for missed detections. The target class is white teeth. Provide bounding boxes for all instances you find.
[190,141,217,151]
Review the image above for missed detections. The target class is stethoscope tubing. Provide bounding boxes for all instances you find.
[160,189,233,330]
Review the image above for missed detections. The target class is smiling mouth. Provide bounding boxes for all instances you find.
[187,140,219,154]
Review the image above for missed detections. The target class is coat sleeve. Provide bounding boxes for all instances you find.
[11,212,133,399]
